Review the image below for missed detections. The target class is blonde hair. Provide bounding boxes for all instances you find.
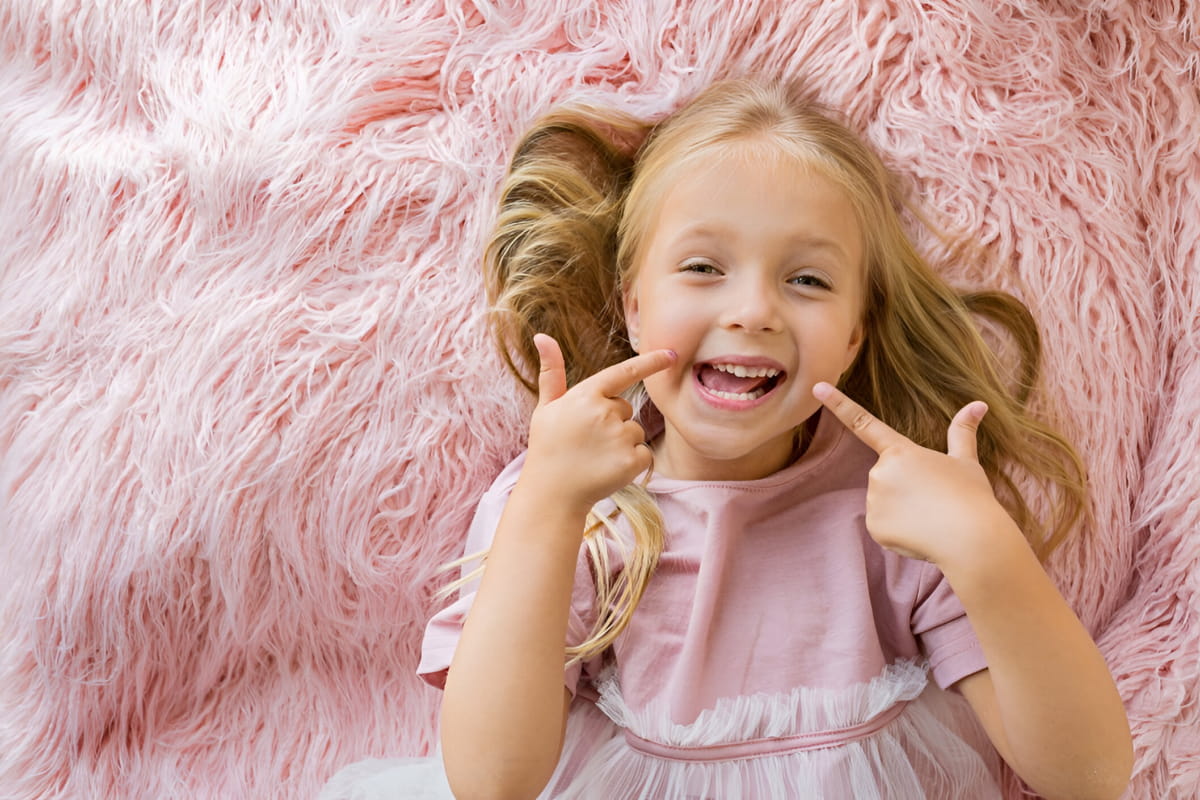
[466,79,1087,665]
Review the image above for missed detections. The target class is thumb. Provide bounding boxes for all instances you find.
[947,401,987,461]
[533,333,567,407]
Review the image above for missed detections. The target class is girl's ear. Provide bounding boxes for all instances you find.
[843,320,865,372]
[623,283,641,352]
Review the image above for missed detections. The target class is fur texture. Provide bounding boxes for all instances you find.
[0,1,1196,797]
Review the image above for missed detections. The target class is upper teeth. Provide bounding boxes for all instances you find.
[712,363,780,378]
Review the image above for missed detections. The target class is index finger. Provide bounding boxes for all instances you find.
[589,349,677,398]
[813,382,908,454]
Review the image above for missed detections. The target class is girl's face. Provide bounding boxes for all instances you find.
[623,143,866,481]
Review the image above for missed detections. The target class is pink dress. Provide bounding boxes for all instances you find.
[324,410,1003,799]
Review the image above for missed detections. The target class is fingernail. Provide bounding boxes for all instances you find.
[812,382,832,400]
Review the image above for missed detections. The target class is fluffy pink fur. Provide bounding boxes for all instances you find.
[0,1,1196,797]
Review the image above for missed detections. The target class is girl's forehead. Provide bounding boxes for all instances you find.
[621,140,871,285]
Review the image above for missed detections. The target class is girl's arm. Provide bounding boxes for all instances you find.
[945,517,1132,800]
[814,383,1132,800]
[440,336,675,800]
[440,479,586,800]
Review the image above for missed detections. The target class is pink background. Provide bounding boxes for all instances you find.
[1,1,1196,797]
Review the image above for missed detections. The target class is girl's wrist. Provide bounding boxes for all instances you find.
[933,513,1032,593]
[507,474,595,540]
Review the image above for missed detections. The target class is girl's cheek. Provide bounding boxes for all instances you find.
[642,367,680,397]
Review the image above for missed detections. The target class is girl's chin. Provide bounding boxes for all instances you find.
[653,432,800,481]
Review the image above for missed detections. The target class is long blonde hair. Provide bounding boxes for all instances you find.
[470,79,1087,665]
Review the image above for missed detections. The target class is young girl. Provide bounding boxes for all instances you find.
[324,79,1132,799]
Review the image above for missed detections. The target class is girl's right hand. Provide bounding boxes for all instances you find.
[522,333,676,516]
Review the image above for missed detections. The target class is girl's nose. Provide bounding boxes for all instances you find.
[719,278,783,333]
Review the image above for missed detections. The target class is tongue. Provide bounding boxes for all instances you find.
[699,365,768,394]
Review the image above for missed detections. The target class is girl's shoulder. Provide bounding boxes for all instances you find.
[459,450,528,554]
[481,449,528,499]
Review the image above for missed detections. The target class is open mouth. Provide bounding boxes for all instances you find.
[695,362,786,402]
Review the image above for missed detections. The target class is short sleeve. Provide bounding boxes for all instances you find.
[911,561,988,689]
[415,452,605,697]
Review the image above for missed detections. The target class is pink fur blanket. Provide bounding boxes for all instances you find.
[1,1,1197,797]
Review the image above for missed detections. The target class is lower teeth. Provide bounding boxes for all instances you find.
[712,388,766,401]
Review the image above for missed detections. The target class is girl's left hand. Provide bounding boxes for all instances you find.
[813,382,1018,565]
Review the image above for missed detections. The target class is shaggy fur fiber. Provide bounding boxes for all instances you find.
[1,1,1197,797]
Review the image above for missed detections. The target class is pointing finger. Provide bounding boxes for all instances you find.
[813,382,908,455]
[534,333,567,407]
[590,348,677,398]
[947,401,987,462]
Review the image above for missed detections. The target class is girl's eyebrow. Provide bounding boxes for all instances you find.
[672,223,852,262]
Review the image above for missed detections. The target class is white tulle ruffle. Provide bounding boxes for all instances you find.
[543,661,1003,799]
